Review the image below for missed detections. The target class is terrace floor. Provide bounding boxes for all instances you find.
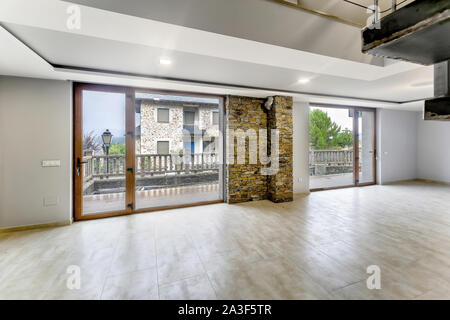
[310,173,354,189]
[310,172,375,189]
[83,183,221,214]
[1,181,449,299]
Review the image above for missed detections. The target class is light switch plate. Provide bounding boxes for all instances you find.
[42,160,61,167]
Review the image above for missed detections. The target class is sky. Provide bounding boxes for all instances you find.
[310,106,353,131]
[82,91,126,140]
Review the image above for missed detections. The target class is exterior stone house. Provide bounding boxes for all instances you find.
[135,94,220,155]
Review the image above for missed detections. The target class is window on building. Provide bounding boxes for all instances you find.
[203,137,216,153]
[212,111,219,125]
[157,141,169,154]
[184,111,195,125]
[157,108,169,123]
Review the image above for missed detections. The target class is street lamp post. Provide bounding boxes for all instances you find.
[102,129,113,177]
[329,135,333,150]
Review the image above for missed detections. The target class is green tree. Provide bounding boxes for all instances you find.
[336,129,354,148]
[309,109,341,150]
[109,143,125,155]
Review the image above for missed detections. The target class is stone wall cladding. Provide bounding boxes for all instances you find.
[226,96,268,203]
[225,95,293,204]
[267,96,294,203]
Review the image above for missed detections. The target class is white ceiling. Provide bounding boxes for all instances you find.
[0,0,432,111]
[65,0,384,65]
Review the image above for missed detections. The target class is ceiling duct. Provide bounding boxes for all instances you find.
[362,0,450,65]
[425,60,450,121]
[362,0,450,121]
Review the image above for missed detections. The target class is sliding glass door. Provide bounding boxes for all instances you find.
[133,91,223,210]
[309,106,355,190]
[74,84,224,221]
[309,105,376,191]
[357,110,376,185]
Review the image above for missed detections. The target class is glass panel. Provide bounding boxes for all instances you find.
[184,111,195,125]
[309,106,354,189]
[157,108,169,123]
[82,90,126,215]
[358,111,375,184]
[203,137,215,153]
[157,141,169,154]
[135,92,223,209]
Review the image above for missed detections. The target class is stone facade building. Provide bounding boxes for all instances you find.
[135,94,220,155]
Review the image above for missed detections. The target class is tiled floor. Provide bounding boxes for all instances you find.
[1,181,449,300]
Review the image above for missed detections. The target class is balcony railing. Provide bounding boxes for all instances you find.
[82,153,219,181]
[83,150,354,180]
[309,149,353,166]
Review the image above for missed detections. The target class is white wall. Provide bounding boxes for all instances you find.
[417,113,450,183]
[293,101,310,193]
[0,76,72,229]
[376,109,418,184]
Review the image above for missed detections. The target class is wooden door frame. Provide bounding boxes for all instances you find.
[73,83,133,221]
[309,104,377,192]
[73,83,225,221]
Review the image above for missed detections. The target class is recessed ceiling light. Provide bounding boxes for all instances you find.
[160,58,172,65]
[298,78,310,84]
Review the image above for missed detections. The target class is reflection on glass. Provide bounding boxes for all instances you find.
[134,93,222,209]
[82,91,126,215]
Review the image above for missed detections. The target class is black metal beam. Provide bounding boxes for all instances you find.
[362,0,450,65]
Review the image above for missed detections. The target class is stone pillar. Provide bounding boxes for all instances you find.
[267,96,293,203]
[225,95,294,204]
[226,96,267,203]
